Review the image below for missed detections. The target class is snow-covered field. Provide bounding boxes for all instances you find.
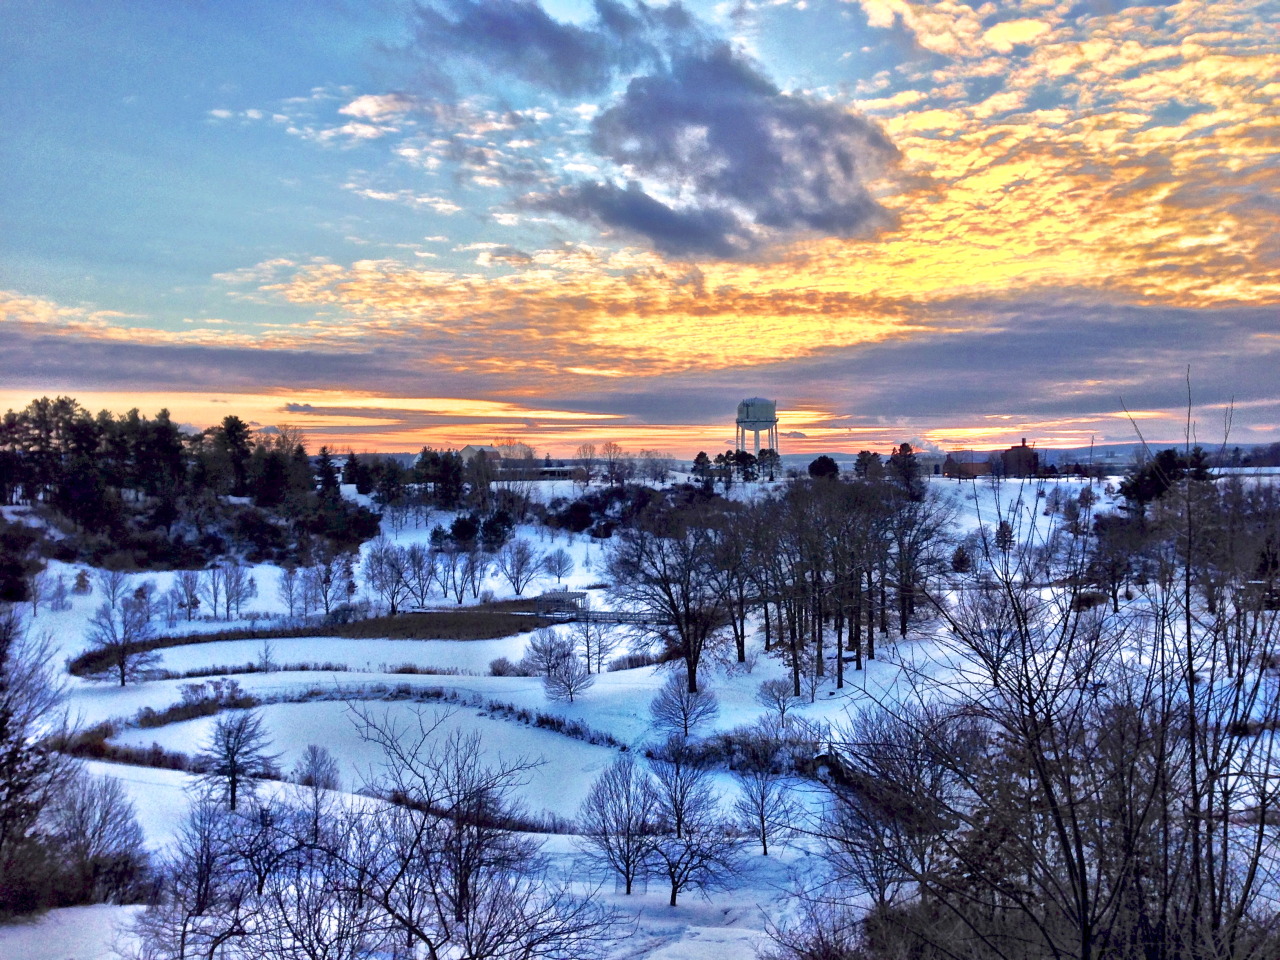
[0,475,1118,960]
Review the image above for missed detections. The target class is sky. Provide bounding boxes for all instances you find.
[2,0,1277,458]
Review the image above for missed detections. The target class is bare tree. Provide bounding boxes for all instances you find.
[636,449,671,485]
[293,743,341,792]
[25,569,51,617]
[542,547,574,584]
[133,797,253,960]
[495,538,542,596]
[544,652,594,703]
[345,705,620,959]
[572,616,620,674]
[460,549,489,600]
[649,671,719,738]
[289,743,343,849]
[197,709,279,812]
[363,538,411,615]
[648,735,715,841]
[402,542,436,608]
[200,564,226,621]
[173,569,201,620]
[600,441,626,485]
[223,562,257,619]
[48,767,149,904]
[85,595,158,686]
[303,553,351,617]
[756,678,803,727]
[522,627,574,678]
[95,568,129,610]
[254,808,391,960]
[651,822,741,908]
[577,756,661,894]
[649,737,739,906]
[277,564,300,618]
[732,731,799,857]
[606,510,729,693]
[433,546,464,604]
[575,442,597,482]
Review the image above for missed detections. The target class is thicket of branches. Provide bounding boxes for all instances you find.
[0,608,150,917]
[605,458,956,694]
[766,460,1280,960]
[136,710,619,960]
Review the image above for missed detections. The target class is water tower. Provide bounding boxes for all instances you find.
[735,398,779,455]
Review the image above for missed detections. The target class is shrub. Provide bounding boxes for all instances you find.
[490,656,534,677]
[608,648,679,671]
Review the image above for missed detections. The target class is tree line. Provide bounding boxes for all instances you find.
[605,449,953,696]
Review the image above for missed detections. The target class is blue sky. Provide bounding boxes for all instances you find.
[3,0,1277,455]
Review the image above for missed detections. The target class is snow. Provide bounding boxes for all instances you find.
[152,633,533,675]
[110,699,623,818]
[0,905,143,960]
[5,474,1131,959]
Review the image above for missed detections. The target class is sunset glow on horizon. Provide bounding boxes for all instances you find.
[3,1,1276,458]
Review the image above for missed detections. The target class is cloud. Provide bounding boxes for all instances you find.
[411,0,899,258]
[562,44,899,255]
[339,93,416,121]
[346,186,462,215]
[6,284,1279,453]
[982,19,1051,54]
[411,0,634,97]
[532,181,745,258]
[213,258,297,285]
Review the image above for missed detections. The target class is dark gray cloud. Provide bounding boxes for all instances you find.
[531,180,744,257]
[555,297,1280,444]
[0,329,424,395]
[411,0,682,97]
[412,0,899,258]
[9,296,1275,449]
[556,43,898,255]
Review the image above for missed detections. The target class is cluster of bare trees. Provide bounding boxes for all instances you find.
[606,476,956,695]
[357,537,499,610]
[137,710,619,960]
[0,607,150,916]
[573,441,672,488]
[577,744,742,906]
[768,470,1280,960]
[512,627,598,702]
[359,535,573,613]
[84,563,270,686]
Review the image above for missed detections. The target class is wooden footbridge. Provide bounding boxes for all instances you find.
[534,590,670,626]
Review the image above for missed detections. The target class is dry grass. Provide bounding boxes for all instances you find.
[68,608,556,677]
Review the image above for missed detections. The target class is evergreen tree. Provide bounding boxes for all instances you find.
[342,450,361,485]
[691,451,714,491]
[314,447,340,500]
[808,455,839,480]
[213,416,253,496]
[887,443,924,499]
[854,449,883,480]
[757,448,782,482]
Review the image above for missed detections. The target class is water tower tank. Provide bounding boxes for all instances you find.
[737,398,777,429]
[735,398,779,455]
